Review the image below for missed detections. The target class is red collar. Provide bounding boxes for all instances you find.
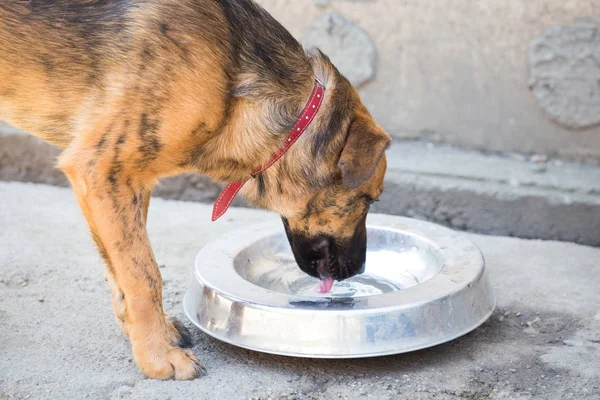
[212,79,326,221]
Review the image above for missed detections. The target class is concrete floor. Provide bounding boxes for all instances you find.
[1,182,599,400]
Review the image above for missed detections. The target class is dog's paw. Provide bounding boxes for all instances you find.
[165,314,194,349]
[167,348,207,380]
[131,316,205,380]
[133,342,206,380]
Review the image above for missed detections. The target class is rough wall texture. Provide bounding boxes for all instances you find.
[255,0,600,161]
[528,19,600,130]
[303,12,376,87]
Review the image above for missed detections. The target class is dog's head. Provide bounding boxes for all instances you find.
[280,111,389,284]
[243,55,391,285]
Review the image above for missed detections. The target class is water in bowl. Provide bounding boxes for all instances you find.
[235,228,444,298]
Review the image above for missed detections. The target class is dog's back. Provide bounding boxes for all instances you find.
[1,1,128,146]
[0,0,232,150]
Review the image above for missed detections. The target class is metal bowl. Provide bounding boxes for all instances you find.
[184,215,495,358]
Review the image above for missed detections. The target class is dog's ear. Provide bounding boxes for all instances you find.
[337,116,391,189]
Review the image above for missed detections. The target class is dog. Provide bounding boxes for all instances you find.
[0,0,391,379]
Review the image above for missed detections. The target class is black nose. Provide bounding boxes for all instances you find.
[281,217,367,282]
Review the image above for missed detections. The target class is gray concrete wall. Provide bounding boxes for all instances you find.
[256,0,600,161]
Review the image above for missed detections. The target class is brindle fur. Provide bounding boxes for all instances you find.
[0,0,390,380]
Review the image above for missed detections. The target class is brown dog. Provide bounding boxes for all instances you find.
[0,0,391,379]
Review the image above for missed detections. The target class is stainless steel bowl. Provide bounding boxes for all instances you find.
[184,215,495,358]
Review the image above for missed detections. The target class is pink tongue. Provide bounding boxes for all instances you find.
[317,277,335,294]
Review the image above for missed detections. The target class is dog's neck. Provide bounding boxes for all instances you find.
[198,74,318,179]
[192,5,334,183]
[187,0,337,200]
[210,79,326,220]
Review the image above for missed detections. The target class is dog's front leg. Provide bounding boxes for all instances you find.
[58,145,205,380]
